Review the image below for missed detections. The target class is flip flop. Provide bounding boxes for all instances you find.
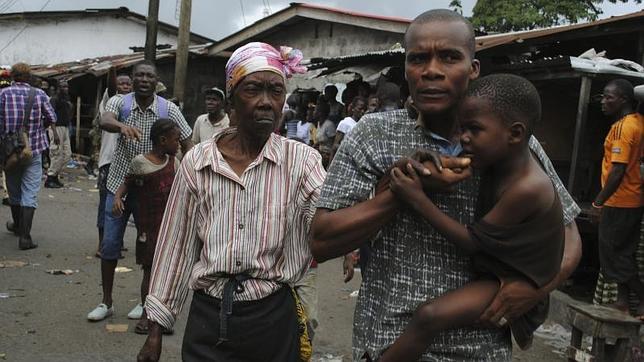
[134,319,149,335]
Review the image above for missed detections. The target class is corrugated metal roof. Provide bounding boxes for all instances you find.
[307,10,644,75]
[292,2,412,24]
[475,10,644,50]
[31,44,211,79]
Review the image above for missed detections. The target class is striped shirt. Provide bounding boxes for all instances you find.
[145,128,326,329]
[0,82,57,155]
[104,95,192,194]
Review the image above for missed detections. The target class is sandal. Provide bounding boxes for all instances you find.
[134,318,149,334]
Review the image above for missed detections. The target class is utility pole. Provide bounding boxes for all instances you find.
[173,0,192,107]
[144,0,160,62]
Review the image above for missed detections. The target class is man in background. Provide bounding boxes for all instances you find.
[191,87,229,144]
[45,80,72,188]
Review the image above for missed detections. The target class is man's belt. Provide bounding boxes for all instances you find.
[216,273,251,346]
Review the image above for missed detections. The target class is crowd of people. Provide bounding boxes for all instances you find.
[1,7,643,362]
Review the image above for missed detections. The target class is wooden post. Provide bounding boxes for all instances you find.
[567,76,592,192]
[144,0,160,62]
[638,31,644,67]
[173,0,192,107]
[76,96,81,149]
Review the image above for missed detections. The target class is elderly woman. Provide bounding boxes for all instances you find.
[137,42,325,362]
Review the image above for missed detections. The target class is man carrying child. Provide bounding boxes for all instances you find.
[311,9,582,361]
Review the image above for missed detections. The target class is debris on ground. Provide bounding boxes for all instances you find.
[533,323,572,357]
[0,292,25,299]
[349,290,359,298]
[114,267,133,273]
[45,269,78,275]
[313,353,344,362]
[105,324,128,333]
[0,260,28,268]
[67,187,83,192]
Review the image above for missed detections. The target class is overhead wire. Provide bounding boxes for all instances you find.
[239,0,247,25]
[0,0,51,53]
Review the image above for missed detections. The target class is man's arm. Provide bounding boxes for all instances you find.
[168,102,194,153]
[100,110,142,140]
[311,190,399,262]
[139,154,201,362]
[594,163,627,206]
[41,93,57,129]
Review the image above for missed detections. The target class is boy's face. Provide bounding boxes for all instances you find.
[459,96,509,168]
[367,97,380,113]
[405,20,480,117]
[161,128,181,156]
[351,100,367,121]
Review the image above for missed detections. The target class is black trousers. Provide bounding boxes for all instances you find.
[182,288,300,362]
[598,206,644,283]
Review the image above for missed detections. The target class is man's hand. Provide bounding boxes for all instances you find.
[112,197,125,217]
[137,322,163,362]
[479,277,545,327]
[588,205,602,225]
[343,253,355,283]
[120,125,143,141]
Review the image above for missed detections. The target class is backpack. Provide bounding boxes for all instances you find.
[118,93,169,122]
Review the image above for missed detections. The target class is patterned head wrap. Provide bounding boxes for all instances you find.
[225,42,306,96]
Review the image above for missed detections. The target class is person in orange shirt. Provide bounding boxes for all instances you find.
[593,79,644,316]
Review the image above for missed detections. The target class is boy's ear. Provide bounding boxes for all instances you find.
[508,122,526,144]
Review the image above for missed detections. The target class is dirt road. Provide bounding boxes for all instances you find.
[0,169,564,361]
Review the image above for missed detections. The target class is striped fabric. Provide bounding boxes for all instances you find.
[145,128,326,329]
[0,82,57,155]
[593,217,644,307]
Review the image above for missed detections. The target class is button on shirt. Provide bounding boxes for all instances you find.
[145,129,326,329]
[318,109,580,361]
[0,82,57,155]
[105,95,192,194]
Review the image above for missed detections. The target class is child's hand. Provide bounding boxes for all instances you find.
[112,197,125,217]
[389,163,426,204]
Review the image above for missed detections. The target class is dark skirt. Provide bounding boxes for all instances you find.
[182,287,301,362]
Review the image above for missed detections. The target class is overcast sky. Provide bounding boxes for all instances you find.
[4,0,642,40]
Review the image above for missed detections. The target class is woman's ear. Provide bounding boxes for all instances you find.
[508,122,526,145]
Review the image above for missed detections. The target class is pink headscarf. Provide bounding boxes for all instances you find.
[225,42,306,96]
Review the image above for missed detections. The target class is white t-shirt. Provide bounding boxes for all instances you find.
[192,113,230,144]
[296,121,312,144]
[129,154,180,175]
[336,117,357,135]
[98,92,123,168]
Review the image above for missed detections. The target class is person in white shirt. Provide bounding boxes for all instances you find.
[331,96,367,160]
[191,87,230,144]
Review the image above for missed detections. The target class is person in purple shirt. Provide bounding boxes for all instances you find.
[0,63,57,250]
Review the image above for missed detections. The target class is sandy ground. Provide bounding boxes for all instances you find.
[0,168,567,361]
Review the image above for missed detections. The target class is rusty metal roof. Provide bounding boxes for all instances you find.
[475,10,644,51]
[31,44,211,80]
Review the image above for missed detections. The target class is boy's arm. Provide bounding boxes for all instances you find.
[398,168,542,254]
[408,194,479,254]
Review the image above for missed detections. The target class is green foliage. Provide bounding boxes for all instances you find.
[448,0,642,32]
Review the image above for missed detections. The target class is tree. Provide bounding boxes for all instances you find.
[449,0,642,33]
